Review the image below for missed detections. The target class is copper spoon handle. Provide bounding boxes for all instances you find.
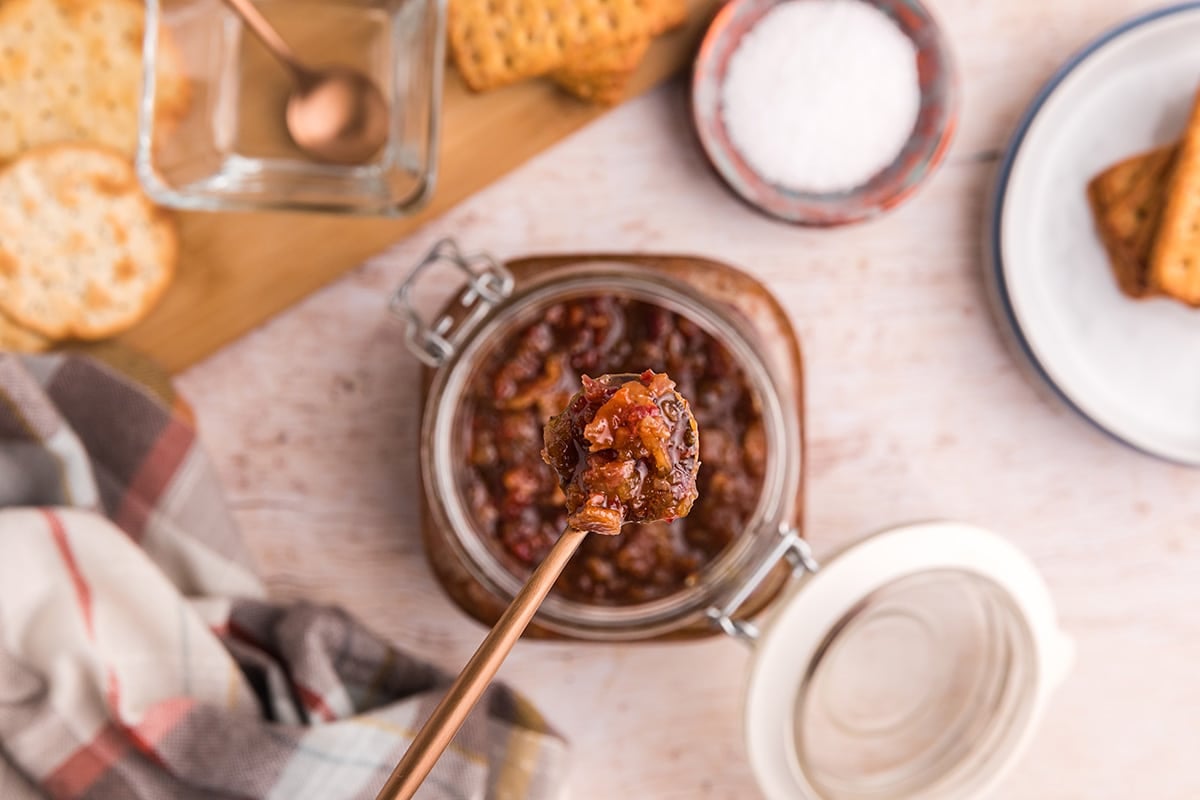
[219,0,315,84]
[375,527,589,800]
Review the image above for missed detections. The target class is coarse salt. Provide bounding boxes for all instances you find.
[721,0,921,194]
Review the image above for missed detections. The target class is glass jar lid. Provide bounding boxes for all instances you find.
[744,522,1072,800]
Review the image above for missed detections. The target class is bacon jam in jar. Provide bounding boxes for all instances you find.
[465,297,766,606]
[398,242,804,640]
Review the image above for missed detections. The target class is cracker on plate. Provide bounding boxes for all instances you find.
[1087,144,1177,298]
[448,0,659,91]
[0,144,178,340]
[1150,88,1200,305]
[0,0,190,162]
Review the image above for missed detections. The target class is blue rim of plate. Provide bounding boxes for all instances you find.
[989,0,1200,467]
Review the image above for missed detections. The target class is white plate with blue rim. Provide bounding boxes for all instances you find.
[990,1,1200,465]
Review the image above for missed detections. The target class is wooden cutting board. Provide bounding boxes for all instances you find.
[119,2,722,375]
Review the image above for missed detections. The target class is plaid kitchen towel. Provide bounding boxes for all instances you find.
[0,350,569,800]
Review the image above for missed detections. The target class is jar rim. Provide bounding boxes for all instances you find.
[421,261,803,639]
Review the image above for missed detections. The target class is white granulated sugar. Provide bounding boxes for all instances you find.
[721,0,921,193]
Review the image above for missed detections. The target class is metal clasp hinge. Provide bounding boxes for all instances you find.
[389,238,515,367]
[705,527,818,644]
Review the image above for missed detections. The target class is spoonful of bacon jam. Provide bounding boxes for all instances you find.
[376,371,699,800]
[542,370,701,535]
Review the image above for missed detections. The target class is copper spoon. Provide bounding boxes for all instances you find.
[375,526,590,800]
[220,0,388,165]
[375,373,701,800]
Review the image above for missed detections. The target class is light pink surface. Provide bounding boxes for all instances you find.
[177,2,1200,795]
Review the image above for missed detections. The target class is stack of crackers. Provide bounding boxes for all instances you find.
[1088,88,1200,306]
[0,0,188,352]
[448,0,687,105]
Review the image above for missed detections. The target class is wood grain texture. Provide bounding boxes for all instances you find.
[115,1,721,375]
[169,0,1200,797]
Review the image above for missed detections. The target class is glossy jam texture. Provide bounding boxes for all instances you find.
[463,296,766,605]
[542,371,700,535]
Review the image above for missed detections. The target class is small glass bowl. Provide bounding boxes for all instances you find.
[692,0,958,226]
[138,0,445,215]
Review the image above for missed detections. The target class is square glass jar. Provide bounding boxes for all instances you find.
[138,0,444,214]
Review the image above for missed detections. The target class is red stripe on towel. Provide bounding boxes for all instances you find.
[41,509,94,638]
[43,724,128,797]
[296,683,337,722]
[113,417,193,540]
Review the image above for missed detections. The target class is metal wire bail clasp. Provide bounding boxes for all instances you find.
[390,239,514,367]
[706,527,819,644]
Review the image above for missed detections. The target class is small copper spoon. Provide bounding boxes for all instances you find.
[375,372,701,800]
[221,0,388,164]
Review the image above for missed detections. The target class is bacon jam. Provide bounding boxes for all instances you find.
[462,296,766,605]
[542,371,700,536]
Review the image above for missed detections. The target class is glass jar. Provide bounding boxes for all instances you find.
[138,0,444,214]
[395,240,807,640]
[394,241,1073,797]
